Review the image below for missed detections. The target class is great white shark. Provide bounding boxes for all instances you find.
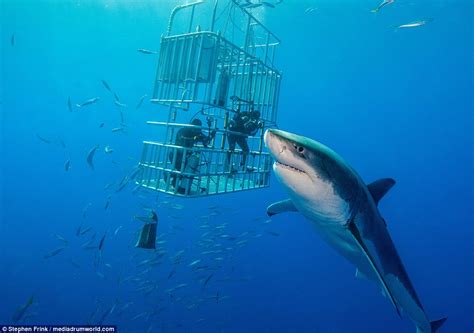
[264,129,446,333]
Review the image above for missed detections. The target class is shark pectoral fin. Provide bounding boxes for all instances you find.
[367,178,396,205]
[266,199,298,217]
[348,222,401,317]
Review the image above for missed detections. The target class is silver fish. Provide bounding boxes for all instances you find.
[135,94,147,109]
[397,19,432,29]
[371,0,394,13]
[76,97,100,108]
[114,100,127,108]
[44,246,67,259]
[137,48,157,55]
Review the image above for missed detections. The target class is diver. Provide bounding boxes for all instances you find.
[169,118,216,194]
[225,108,262,172]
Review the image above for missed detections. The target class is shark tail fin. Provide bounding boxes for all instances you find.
[417,318,447,333]
[430,317,447,333]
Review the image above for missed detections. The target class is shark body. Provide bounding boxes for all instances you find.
[264,129,446,333]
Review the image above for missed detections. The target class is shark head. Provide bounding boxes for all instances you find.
[264,129,358,224]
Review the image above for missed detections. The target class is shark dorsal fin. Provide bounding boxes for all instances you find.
[367,178,396,205]
[267,199,298,217]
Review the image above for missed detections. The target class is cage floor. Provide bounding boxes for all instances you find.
[138,173,267,197]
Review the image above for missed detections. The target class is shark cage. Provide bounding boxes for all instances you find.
[136,0,282,197]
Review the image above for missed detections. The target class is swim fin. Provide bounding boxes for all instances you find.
[135,223,157,249]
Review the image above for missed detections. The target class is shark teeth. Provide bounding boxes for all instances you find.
[275,161,305,173]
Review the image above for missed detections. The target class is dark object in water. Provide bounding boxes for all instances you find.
[36,134,51,144]
[11,34,15,47]
[12,295,34,322]
[98,234,106,251]
[137,48,157,55]
[135,223,157,249]
[44,247,67,259]
[87,145,99,170]
[68,96,72,112]
[101,80,112,92]
[136,94,147,109]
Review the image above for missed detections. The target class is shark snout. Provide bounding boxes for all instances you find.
[264,129,287,162]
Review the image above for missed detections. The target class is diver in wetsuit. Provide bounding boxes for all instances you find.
[169,118,216,194]
[225,109,262,172]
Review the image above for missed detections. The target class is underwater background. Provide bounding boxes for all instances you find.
[1,0,472,332]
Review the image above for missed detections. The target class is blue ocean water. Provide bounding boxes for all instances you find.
[1,1,472,332]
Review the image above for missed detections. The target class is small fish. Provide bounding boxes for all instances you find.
[81,229,94,239]
[55,234,68,244]
[67,96,72,112]
[134,209,158,224]
[44,247,67,259]
[266,231,280,237]
[82,202,91,219]
[104,146,114,154]
[132,312,148,320]
[12,295,34,322]
[114,100,127,108]
[97,301,117,324]
[99,122,105,128]
[137,48,157,55]
[11,34,15,47]
[172,204,185,210]
[76,97,100,108]
[189,259,201,267]
[64,159,71,171]
[86,145,99,170]
[111,127,124,133]
[113,225,122,236]
[101,80,112,92]
[261,1,275,8]
[167,269,176,280]
[371,0,394,13]
[104,198,110,210]
[36,134,51,144]
[397,19,432,29]
[174,283,188,290]
[203,273,213,287]
[135,94,147,109]
[70,260,81,268]
[98,234,106,251]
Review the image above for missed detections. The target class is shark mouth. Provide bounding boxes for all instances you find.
[274,161,305,174]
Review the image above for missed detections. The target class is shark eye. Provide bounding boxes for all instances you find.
[292,144,306,158]
[293,144,304,153]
